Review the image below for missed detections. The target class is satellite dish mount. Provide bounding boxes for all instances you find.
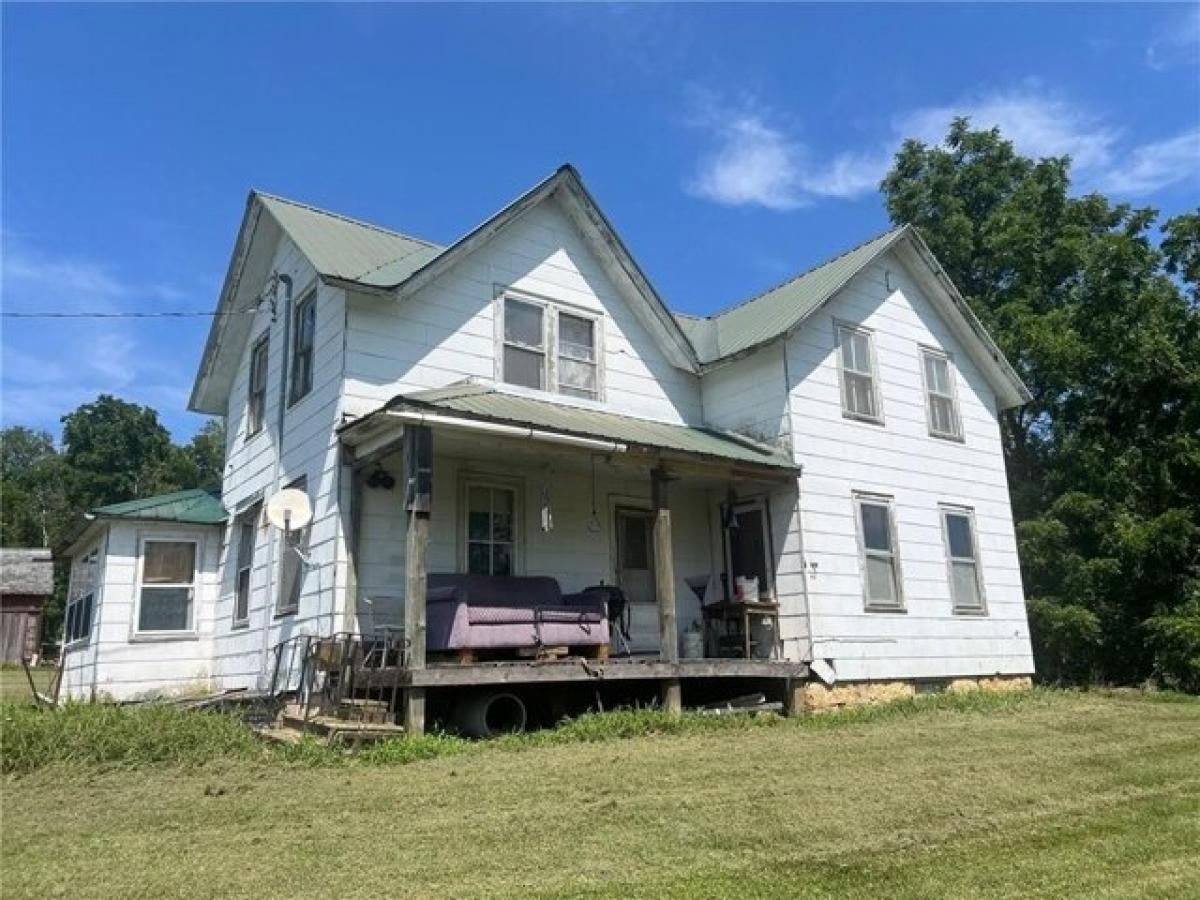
[266,488,313,565]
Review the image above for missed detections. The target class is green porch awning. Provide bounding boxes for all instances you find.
[342,383,799,473]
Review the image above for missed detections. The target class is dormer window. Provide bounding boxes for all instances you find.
[500,293,602,400]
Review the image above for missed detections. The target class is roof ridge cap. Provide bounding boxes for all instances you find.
[707,224,910,322]
[252,190,442,249]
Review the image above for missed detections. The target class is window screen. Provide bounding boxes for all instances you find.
[138,541,196,632]
[838,326,880,420]
[856,496,902,609]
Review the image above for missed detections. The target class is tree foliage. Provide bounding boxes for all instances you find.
[1,396,225,646]
[882,120,1200,689]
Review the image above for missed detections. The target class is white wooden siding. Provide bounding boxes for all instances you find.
[785,252,1033,681]
[343,196,702,426]
[61,522,222,700]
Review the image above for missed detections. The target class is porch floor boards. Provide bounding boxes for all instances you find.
[355,657,809,689]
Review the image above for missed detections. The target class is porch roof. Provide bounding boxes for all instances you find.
[342,384,799,473]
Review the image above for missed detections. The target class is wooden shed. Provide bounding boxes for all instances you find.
[0,548,53,664]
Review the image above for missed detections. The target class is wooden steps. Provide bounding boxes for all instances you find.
[277,701,405,745]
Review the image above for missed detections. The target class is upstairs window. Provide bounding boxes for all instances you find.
[500,294,603,400]
[289,292,316,405]
[837,324,881,422]
[247,334,269,436]
[137,540,197,633]
[854,493,903,611]
[557,312,598,399]
[233,503,260,627]
[922,349,962,440]
[464,482,517,576]
[942,506,985,613]
[502,298,545,390]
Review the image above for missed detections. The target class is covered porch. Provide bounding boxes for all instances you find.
[338,384,809,734]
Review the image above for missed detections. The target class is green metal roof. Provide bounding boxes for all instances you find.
[256,193,443,289]
[383,383,798,471]
[678,226,909,363]
[92,488,227,525]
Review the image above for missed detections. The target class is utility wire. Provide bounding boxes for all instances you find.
[1,310,256,319]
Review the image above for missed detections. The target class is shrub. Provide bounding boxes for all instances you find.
[1144,593,1200,694]
[1028,598,1102,684]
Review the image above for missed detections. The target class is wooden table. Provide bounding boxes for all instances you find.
[701,600,781,659]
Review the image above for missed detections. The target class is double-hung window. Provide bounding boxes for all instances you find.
[942,506,986,613]
[137,540,197,633]
[557,312,598,398]
[854,493,903,611]
[465,482,517,576]
[837,324,881,422]
[247,334,269,436]
[502,298,546,390]
[500,294,602,400]
[289,292,316,405]
[922,349,962,440]
[66,548,99,645]
[233,504,260,627]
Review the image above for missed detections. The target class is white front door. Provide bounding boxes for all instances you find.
[615,508,659,654]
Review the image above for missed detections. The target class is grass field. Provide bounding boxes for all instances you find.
[3,690,1198,898]
[0,666,50,703]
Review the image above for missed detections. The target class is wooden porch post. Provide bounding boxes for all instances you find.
[652,466,681,715]
[403,425,433,737]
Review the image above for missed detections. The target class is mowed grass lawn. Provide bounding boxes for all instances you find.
[3,691,1198,899]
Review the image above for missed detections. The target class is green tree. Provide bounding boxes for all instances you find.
[0,427,68,547]
[881,121,1200,688]
[59,394,177,510]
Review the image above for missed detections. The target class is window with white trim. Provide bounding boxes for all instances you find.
[922,349,962,440]
[502,298,546,390]
[942,506,986,613]
[557,312,598,399]
[854,494,903,610]
[137,540,197,633]
[247,334,269,436]
[66,547,99,645]
[837,324,881,422]
[289,291,316,405]
[464,482,517,576]
[500,294,602,400]
[233,503,260,626]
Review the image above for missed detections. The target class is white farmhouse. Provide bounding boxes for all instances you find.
[60,166,1034,719]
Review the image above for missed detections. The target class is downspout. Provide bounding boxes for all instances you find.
[258,272,293,684]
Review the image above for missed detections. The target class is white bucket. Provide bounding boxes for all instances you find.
[735,576,759,601]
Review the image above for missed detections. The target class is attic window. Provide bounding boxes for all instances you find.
[500,293,602,400]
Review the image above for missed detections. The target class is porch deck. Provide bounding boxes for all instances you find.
[360,655,809,689]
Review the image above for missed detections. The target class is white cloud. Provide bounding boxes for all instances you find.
[684,85,1194,210]
[685,96,807,210]
[1099,127,1200,195]
[1146,6,1200,71]
[896,86,1120,172]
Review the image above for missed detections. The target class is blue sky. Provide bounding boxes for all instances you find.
[3,3,1197,440]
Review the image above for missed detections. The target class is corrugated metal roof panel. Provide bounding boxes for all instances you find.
[93,488,227,525]
[691,226,908,363]
[256,194,443,288]
[388,384,797,471]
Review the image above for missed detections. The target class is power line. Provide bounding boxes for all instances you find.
[1,310,255,319]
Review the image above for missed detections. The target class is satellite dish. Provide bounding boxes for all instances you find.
[266,488,312,533]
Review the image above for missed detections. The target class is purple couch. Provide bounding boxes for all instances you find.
[426,574,609,653]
